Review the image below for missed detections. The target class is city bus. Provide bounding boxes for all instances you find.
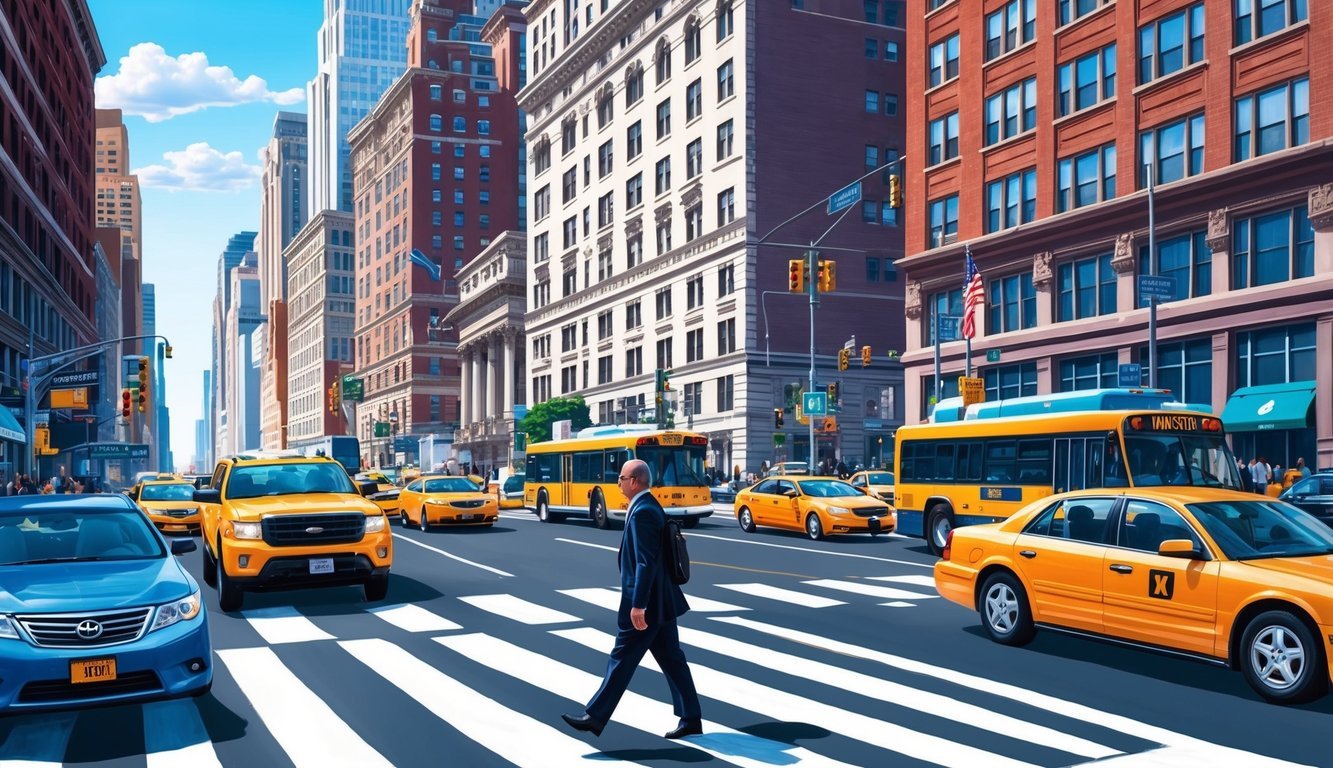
[300,435,361,475]
[895,389,1243,555]
[523,426,713,529]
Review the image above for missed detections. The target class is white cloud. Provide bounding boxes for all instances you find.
[95,42,303,122]
[134,142,262,192]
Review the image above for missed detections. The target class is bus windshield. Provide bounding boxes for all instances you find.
[636,444,707,487]
[1114,434,1242,489]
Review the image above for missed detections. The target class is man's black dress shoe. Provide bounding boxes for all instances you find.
[664,719,703,739]
[561,712,605,737]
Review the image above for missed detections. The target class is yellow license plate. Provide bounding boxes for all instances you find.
[71,657,117,684]
[659,434,683,445]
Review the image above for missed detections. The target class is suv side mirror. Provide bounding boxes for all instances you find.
[193,488,221,504]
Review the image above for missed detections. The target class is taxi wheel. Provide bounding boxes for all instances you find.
[926,505,955,557]
[805,513,824,541]
[363,575,389,602]
[1240,610,1327,704]
[682,517,699,529]
[737,506,756,533]
[979,571,1035,646]
[591,494,610,529]
[399,510,410,528]
[216,537,243,613]
[201,540,218,587]
[419,508,430,532]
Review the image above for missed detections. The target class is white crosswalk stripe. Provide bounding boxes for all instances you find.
[559,586,749,613]
[802,578,937,600]
[460,593,581,624]
[241,605,337,644]
[142,698,223,767]
[715,582,846,608]
[869,574,937,588]
[366,602,463,632]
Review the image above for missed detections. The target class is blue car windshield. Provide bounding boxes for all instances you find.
[0,509,163,565]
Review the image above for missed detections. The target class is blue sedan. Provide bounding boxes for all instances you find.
[0,494,212,711]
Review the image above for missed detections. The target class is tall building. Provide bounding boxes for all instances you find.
[0,0,105,476]
[222,256,265,454]
[195,369,213,470]
[92,233,124,445]
[307,0,412,214]
[285,210,357,453]
[349,0,523,468]
[94,108,144,354]
[518,0,906,473]
[903,0,1333,469]
[211,232,258,458]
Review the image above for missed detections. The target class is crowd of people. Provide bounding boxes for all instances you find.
[1236,456,1311,496]
[0,465,102,496]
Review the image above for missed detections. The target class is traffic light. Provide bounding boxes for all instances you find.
[774,408,784,428]
[136,356,149,411]
[837,348,850,371]
[827,382,839,403]
[328,379,341,413]
[787,259,805,293]
[861,345,872,367]
[660,368,672,392]
[121,388,131,419]
[817,259,837,292]
[888,174,902,209]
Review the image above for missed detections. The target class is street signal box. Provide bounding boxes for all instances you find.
[787,259,805,293]
[773,408,783,428]
[889,174,902,209]
[827,382,839,403]
[837,348,851,371]
[861,345,872,367]
[121,388,132,419]
[136,356,149,412]
[817,260,837,292]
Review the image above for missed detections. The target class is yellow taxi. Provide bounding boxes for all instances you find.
[846,469,895,505]
[355,472,401,517]
[397,475,498,530]
[132,478,202,534]
[934,487,1333,704]
[492,471,526,510]
[733,475,895,540]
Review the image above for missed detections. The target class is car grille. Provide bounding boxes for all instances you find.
[854,506,891,518]
[451,499,486,509]
[19,671,161,703]
[16,607,153,648]
[163,508,196,518]
[262,513,366,546]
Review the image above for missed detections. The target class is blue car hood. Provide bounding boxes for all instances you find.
[0,558,196,614]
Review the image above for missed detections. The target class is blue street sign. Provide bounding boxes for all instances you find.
[1138,274,1176,301]
[936,316,959,342]
[826,181,862,214]
[1117,363,1143,388]
[803,391,828,416]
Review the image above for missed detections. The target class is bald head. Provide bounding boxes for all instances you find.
[620,459,652,492]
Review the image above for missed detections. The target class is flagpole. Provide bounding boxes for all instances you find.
[964,244,973,378]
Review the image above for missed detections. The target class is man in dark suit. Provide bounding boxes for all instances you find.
[562,459,702,739]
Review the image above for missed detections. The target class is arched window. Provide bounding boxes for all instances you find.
[655,39,671,84]
[596,85,614,128]
[717,1,734,41]
[624,64,644,106]
[684,18,701,63]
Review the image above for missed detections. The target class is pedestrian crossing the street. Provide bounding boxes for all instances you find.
[0,574,1315,768]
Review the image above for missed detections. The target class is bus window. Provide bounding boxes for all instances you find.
[526,453,562,482]
[957,441,983,482]
[984,441,1016,483]
[935,443,955,482]
[1016,439,1052,485]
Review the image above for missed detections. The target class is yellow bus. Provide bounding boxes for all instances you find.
[523,426,713,529]
[895,389,1243,555]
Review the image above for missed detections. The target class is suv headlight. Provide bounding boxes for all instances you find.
[364,514,387,533]
[0,615,19,640]
[151,591,202,632]
[232,521,262,539]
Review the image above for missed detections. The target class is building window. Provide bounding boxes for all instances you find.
[1057,252,1116,321]
[928,194,959,247]
[563,216,577,249]
[562,266,578,296]
[717,60,734,101]
[656,99,672,139]
[717,318,736,354]
[864,90,879,113]
[1059,352,1118,392]
[562,119,577,155]
[686,328,704,362]
[625,346,643,378]
[928,112,959,165]
[928,34,959,87]
[597,355,613,385]
[1234,322,1315,389]
[655,157,671,195]
[533,232,549,263]
[626,173,643,209]
[1058,0,1110,25]
[656,338,673,369]
[985,168,1036,233]
[686,79,703,121]
[984,78,1036,146]
[1140,113,1205,186]
[718,1,734,40]
[1056,143,1116,212]
[1057,44,1116,116]
[597,192,615,229]
[1138,3,1205,84]
[865,37,878,59]
[923,288,963,346]
[686,204,704,240]
[716,374,734,412]
[534,185,550,220]
[626,121,643,160]
[656,286,673,319]
[883,93,898,116]
[656,219,672,254]
[477,120,490,135]
[682,382,702,417]
[1232,205,1314,290]
[626,300,642,329]
[686,273,705,310]
[986,272,1036,333]
[561,366,577,394]
[655,39,671,83]
[626,67,644,106]
[627,233,644,268]
[865,257,896,283]
[1236,0,1307,45]
[429,84,442,100]
[885,41,899,61]
[983,361,1038,401]
[534,142,551,174]
[716,187,736,226]
[429,114,443,131]
[1234,77,1309,161]
[717,120,734,160]
[1137,230,1211,304]
[562,167,577,202]
[598,140,614,178]
[533,280,550,308]
[686,139,703,179]
[985,0,1036,61]
[685,18,701,63]
[453,115,467,133]
[597,92,614,128]
[718,263,735,296]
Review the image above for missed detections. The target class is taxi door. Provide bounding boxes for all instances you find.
[1011,497,1118,633]
[1101,499,1219,657]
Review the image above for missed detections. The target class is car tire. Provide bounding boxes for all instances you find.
[400,510,409,528]
[536,493,553,523]
[682,517,699,529]
[926,504,955,557]
[216,537,243,613]
[591,493,610,529]
[363,574,390,602]
[419,507,430,532]
[978,571,1036,646]
[805,513,824,541]
[1239,610,1327,704]
[201,539,218,587]
[738,506,756,533]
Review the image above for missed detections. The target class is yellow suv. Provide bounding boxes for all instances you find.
[193,453,393,611]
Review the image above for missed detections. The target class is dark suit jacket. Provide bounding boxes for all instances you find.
[617,491,690,628]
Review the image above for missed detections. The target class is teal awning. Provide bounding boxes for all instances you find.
[0,407,24,444]
[1221,381,1316,432]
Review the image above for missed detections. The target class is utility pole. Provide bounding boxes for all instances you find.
[1146,160,1158,388]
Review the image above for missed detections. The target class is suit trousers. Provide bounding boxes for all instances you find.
[585,619,701,725]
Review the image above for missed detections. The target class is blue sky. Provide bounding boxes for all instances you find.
[89,0,324,468]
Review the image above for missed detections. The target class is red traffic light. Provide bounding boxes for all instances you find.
[121,388,131,418]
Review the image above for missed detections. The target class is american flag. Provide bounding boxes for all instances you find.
[961,250,983,340]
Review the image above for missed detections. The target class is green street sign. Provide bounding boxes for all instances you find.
[986,349,1001,363]
[341,375,365,402]
[373,421,390,437]
[87,443,150,460]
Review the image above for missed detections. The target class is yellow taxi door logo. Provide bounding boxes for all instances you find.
[1149,569,1175,600]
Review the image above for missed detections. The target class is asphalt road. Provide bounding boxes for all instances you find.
[1,504,1330,767]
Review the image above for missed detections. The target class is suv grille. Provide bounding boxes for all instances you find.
[17,607,153,648]
[262,513,366,546]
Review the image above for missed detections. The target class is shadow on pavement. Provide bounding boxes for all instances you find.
[232,573,444,616]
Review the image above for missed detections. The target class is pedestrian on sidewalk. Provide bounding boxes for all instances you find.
[562,458,702,740]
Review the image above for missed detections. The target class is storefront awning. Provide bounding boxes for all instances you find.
[1221,381,1316,432]
[0,408,25,444]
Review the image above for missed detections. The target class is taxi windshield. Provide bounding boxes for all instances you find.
[1188,500,1333,560]
[0,508,163,565]
[138,483,195,501]
[423,477,481,494]
[864,472,894,485]
[227,463,357,499]
[796,479,864,498]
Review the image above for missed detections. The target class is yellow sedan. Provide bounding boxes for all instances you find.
[733,475,895,540]
[847,470,895,506]
[935,487,1333,704]
[132,480,202,534]
[398,475,498,530]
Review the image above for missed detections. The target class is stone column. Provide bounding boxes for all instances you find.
[486,333,500,420]
[1032,251,1054,329]
[459,345,471,427]
[471,346,484,425]
[503,328,516,416]
[1205,207,1231,295]
[1111,231,1137,311]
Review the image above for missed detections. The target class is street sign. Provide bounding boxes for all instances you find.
[341,375,364,402]
[50,388,89,409]
[958,376,985,407]
[392,435,416,452]
[802,391,827,416]
[87,443,149,460]
[1138,274,1176,301]
[50,370,100,388]
[1117,363,1143,388]
[986,349,1001,363]
[373,421,390,437]
[826,181,862,214]
[936,316,959,342]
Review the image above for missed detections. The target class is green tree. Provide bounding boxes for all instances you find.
[518,396,592,443]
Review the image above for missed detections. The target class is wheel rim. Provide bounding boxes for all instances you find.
[1249,624,1307,692]
[400,511,408,527]
[420,508,428,531]
[538,501,548,521]
[931,514,953,549]
[740,509,752,529]
[807,515,820,538]
[984,582,1020,635]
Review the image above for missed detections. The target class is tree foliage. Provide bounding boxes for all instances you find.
[518,396,592,444]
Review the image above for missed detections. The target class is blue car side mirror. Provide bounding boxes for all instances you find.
[171,539,197,556]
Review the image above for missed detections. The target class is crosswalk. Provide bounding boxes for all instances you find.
[0,574,1315,768]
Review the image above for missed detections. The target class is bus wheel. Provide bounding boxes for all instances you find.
[591,493,610,529]
[926,505,954,557]
[536,493,556,523]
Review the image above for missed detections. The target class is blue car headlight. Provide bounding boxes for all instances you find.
[0,615,18,640]
[151,591,202,632]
